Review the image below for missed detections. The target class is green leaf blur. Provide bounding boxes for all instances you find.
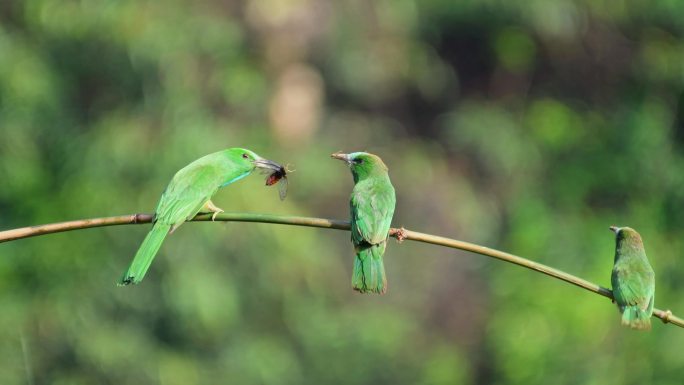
[1,0,684,383]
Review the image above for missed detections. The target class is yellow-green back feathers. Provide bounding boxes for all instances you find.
[609,226,655,330]
[332,152,396,294]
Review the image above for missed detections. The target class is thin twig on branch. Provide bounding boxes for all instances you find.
[0,212,681,328]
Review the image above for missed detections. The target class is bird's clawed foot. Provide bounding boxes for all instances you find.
[204,200,225,221]
[390,227,408,243]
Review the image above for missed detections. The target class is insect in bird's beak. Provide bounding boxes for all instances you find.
[609,225,620,234]
[264,164,293,201]
[253,158,283,172]
[331,152,351,164]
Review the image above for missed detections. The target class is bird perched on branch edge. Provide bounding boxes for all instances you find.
[119,148,283,285]
[609,226,655,330]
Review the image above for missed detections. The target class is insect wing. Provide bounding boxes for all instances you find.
[277,176,288,200]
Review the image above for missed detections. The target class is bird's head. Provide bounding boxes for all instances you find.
[227,148,283,173]
[331,151,388,182]
[609,226,643,247]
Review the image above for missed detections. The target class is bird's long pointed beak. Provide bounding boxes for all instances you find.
[253,158,283,171]
[609,225,620,233]
[331,152,351,164]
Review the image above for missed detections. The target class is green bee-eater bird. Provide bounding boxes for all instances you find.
[609,226,655,330]
[119,148,283,285]
[332,152,396,294]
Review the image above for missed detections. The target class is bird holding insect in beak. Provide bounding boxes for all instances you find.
[119,148,284,285]
[609,226,655,330]
[332,152,396,294]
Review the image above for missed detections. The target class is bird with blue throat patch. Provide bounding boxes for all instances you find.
[332,151,396,294]
[119,148,284,286]
[609,226,655,330]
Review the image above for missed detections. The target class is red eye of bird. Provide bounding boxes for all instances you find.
[242,153,249,159]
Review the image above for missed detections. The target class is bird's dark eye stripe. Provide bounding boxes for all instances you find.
[355,158,364,164]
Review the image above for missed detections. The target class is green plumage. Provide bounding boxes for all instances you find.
[333,152,396,294]
[610,226,655,330]
[353,243,387,294]
[124,224,171,284]
[119,148,282,285]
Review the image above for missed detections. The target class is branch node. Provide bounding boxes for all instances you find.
[390,227,408,243]
[661,309,673,324]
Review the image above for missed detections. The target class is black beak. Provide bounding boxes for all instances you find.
[254,158,283,171]
[609,225,619,233]
[331,152,351,164]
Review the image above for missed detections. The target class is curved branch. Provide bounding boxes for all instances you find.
[1,212,681,328]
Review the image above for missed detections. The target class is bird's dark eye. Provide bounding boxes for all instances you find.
[242,153,249,159]
[354,158,364,164]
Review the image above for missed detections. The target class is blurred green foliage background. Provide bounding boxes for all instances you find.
[2,0,684,383]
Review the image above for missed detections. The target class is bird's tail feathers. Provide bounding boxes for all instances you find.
[118,224,171,286]
[621,305,652,330]
[352,242,387,294]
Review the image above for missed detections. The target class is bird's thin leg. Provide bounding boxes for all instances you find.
[201,200,225,221]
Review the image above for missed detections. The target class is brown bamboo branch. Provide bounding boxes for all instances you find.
[0,213,680,328]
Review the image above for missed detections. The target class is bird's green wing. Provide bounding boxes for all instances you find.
[611,264,655,309]
[155,165,224,228]
[351,181,396,245]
